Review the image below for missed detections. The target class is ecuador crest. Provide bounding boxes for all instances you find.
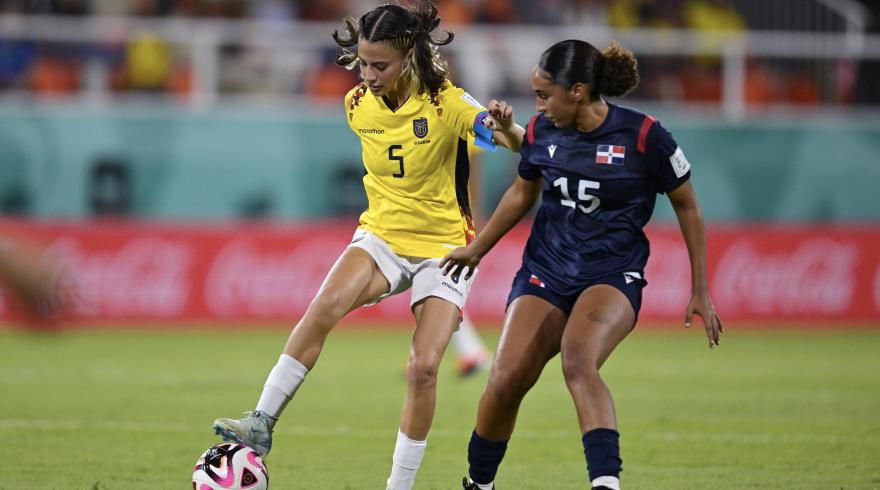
[413,117,428,139]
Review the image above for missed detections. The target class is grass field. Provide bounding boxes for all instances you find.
[1,326,879,489]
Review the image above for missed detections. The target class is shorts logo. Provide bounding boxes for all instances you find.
[529,274,545,288]
[413,117,429,139]
[441,282,463,296]
[623,271,642,284]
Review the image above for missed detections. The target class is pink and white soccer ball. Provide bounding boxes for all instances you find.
[192,443,269,490]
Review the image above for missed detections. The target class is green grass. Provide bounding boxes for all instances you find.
[1,326,879,489]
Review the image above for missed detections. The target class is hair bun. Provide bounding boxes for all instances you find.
[409,1,442,38]
[599,41,639,97]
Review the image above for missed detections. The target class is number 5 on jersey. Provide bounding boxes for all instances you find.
[388,145,405,178]
[553,177,601,214]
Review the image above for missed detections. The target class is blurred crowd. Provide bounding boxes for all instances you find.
[0,0,878,106]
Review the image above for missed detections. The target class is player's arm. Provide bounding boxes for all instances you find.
[485,99,525,152]
[667,180,724,348]
[441,175,541,279]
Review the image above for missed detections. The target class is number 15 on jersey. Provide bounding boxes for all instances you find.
[553,177,601,214]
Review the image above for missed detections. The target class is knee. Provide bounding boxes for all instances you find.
[485,364,532,407]
[307,291,348,325]
[560,351,601,386]
[406,354,440,391]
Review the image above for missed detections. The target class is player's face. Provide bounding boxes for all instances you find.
[357,39,406,97]
[532,68,579,128]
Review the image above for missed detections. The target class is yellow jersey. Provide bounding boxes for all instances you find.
[345,81,487,258]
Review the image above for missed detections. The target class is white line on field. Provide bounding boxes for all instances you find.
[0,419,872,445]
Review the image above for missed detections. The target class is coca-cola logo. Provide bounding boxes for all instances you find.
[46,236,194,317]
[714,238,857,315]
[205,237,344,317]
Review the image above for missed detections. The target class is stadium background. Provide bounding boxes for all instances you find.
[1,1,879,489]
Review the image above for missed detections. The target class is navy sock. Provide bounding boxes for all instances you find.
[467,430,509,485]
[582,428,622,481]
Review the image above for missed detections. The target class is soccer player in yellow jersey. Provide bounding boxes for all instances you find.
[213,2,524,489]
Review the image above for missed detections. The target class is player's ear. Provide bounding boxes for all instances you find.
[569,82,588,102]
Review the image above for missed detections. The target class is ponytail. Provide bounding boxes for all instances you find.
[598,41,639,98]
[538,39,640,100]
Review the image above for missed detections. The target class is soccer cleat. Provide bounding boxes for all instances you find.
[462,476,494,489]
[212,410,274,457]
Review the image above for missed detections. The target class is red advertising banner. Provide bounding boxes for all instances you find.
[1,220,878,326]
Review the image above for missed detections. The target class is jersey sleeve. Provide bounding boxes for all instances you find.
[517,114,541,181]
[441,84,496,151]
[645,119,691,194]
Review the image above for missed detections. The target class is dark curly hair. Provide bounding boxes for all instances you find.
[538,39,640,100]
[332,1,454,94]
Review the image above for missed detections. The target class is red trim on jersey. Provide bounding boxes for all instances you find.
[637,115,656,154]
[526,115,539,145]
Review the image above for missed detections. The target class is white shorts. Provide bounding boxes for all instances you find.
[347,228,476,310]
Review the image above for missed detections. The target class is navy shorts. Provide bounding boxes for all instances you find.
[506,267,647,319]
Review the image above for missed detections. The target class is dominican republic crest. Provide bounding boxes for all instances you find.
[413,117,428,139]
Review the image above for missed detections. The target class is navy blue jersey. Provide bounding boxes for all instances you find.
[517,103,691,295]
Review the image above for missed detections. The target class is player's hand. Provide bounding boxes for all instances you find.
[684,290,723,348]
[440,244,483,281]
[485,99,515,131]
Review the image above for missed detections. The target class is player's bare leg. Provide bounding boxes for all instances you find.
[283,246,390,368]
[400,297,460,438]
[464,295,566,489]
[562,285,634,431]
[386,296,459,490]
[477,296,565,439]
[561,285,635,490]
[214,247,389,456]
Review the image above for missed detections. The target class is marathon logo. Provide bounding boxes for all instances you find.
[441,281,463,296]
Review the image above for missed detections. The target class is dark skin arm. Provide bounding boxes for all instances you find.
[667,180,724,348]
[441,176,542,279]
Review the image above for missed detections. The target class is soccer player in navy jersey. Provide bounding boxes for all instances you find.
[442,40,723,490]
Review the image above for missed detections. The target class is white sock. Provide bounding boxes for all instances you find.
[452,316,487,359]
[386,429,427,490]
[475,481,494,490]
[592,475,620,490]
[254,354,309,426]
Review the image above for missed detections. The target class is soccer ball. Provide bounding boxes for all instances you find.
[192,443,269,490]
